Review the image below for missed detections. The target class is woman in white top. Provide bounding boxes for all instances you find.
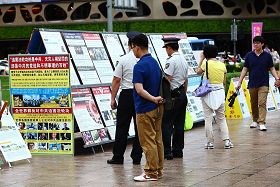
[196,45,234,149]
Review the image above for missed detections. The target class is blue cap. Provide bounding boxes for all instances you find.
[126,31,142,39]
[162,37,180,48]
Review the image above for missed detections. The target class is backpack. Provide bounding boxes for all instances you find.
[159,72,173,110]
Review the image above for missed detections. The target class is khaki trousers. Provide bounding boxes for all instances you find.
[136,105,164,179]
[249,86,269,124]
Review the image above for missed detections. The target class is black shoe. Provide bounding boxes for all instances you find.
[164,154,173,160]
[107,158,123,165]
[172,153,183,158]
[133,160,141,165]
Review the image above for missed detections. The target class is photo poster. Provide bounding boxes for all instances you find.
[83,33,114,84]
[186,75,204,122]
[71,88,106,145]
[119,34,129,54]
[0,128,32,163]
[39,31,81,86]
[62,32,101,85]
[232,78,251,118]
[101,33,125,68]
[269,76,280,110]
[9,54,74,154]
[179,34,198,75]
[92,86,116,140]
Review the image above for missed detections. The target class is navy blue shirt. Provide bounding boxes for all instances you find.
[132,54,161,113]
[244,51,273,88]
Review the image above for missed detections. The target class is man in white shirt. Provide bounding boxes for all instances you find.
[107,31,143,165]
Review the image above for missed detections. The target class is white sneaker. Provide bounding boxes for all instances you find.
[205,142,214,149]
[224,139,234,149]
[250,122,258,128]
[259,124,267,131]
[134,173,158,182]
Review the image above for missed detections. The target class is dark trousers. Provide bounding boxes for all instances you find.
[112,89,143,161]
[162,88,187,156]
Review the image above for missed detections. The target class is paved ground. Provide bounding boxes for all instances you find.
[1,111,280,187]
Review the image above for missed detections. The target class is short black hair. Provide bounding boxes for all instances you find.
[253,36,265,44]
[203,45,218,59]
[131,33,148,48]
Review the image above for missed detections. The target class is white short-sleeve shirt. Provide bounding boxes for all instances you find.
[164,52,188,90]
[114,51,138,89]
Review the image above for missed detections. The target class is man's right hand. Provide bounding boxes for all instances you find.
[111,100,117,109]
[236,81,242,90]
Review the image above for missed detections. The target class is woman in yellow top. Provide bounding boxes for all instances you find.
[196,45,233,149]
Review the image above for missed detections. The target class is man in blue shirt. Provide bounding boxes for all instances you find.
[131,33,164,182]
[237,36,280,131]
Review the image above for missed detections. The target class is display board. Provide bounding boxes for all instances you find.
[83,33,114,84]
[63,32,101,85]
[226,76,279,119]
[9,54,73,154]
[102,33,125,67]
[0,128,31,163]
[186,75,204,122]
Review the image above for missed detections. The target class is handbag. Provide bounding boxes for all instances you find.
[194,60,212,97]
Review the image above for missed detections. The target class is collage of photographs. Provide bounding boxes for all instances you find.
[81,128,110,146]
[16,122,72,152]
[13,93,70,108]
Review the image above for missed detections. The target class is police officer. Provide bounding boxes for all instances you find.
[161,37,188,160]
[107,31,143,165]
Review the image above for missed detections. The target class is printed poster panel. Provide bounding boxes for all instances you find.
[269,76,280,110]
[71,88,104,131]
[187,76,204,122]
[0,128,32,163]
[102,33,125,67]
[39,31,68,55]
[92,86,117,127]
[83,33,114,83]
[62,32,101,85]
[1,109,16,128]
[9,54,73,154]
[119,34,130,53]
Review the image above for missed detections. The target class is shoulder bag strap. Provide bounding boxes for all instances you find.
[206,60,209,80]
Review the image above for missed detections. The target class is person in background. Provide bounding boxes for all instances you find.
[161,37,188,160]
[237,36,280,131]
[196,45,234,149]
[107,31,143,165]
[270,47,280,64]
[131,33,164,182]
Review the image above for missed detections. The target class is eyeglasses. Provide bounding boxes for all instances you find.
[131,44,137,49]
[253,42,261,45]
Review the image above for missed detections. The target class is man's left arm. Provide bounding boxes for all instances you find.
[270,67,280,87]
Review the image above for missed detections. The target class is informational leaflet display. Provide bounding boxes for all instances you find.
[232,78,251,118]
[40,31,80,85]
[9,54,73,154]
[269,77,280,109]
[0,128,31,163]
[102,33,125,67]
[71,88,104,131]
[62,32,101,85]
[39,31,68,55]
[107,126,116,140]
[178,36,198,75]
[186,76,204,122]
[83,33,114,83]
[92,86,116,127]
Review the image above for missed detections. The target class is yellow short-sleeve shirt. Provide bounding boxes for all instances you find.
[201,59,227,84]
